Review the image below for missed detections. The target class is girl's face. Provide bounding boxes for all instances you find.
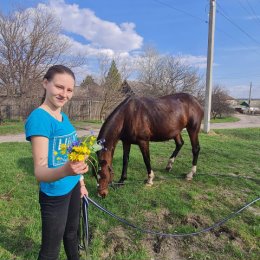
[43,73,75,109]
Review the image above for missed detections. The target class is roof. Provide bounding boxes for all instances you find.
[240,101,249,107]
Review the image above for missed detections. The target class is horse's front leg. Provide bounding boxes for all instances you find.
[166,134,184,171]
[118,142,131,184]
[138,141,154,186]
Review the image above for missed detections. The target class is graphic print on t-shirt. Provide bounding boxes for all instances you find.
[52,131,77,166]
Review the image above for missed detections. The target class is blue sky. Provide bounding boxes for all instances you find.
[2,0,260,98]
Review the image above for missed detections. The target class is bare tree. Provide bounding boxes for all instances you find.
[137,46,202,97]
[211,85,233,119]
[0,7,86,98]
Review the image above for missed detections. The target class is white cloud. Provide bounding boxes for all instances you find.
[38,0,143,53]
[179,54,207,69]
[60,34,115,57]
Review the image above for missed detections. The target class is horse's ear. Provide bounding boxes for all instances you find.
[99,160,107,167]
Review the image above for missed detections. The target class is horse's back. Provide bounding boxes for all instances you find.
[121,93,203,142]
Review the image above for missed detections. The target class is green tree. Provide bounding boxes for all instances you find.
[99,60,124,120]
[80,75,95,88]
[105,60,122,90]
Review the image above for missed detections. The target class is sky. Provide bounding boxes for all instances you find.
[1,0,260,99]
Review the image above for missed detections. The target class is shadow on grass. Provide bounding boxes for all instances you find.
[0,223,39,259]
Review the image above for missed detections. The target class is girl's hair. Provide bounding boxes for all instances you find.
[41,65,75,104]
[43,64,75,81]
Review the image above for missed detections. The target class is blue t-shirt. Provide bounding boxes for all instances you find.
[25,108,80,196]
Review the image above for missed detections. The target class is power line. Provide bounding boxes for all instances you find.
[245,0,260,26]
[238,0,252,16]
[217,2,260,46]
[152,0,260,56]
[152,0,208,23]
[215,26,260,55]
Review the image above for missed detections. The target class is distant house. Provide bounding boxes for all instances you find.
[240,101,249,107]
[235,100,260,114]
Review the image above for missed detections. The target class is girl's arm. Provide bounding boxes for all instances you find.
[31,136,88,182]
[80,177,88,197]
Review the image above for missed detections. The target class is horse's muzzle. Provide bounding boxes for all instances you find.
[98,188,109,198]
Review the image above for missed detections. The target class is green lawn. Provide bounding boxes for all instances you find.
[0,128,259,260]
[0,116,238,135]
[0,120,102,135]
[0,120,25,135]
[210,116,240,123]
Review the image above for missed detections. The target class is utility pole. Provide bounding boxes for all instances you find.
[204,0,216,133]
[248,82,252,108]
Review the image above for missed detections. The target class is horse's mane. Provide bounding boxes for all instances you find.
[98,96,132,138]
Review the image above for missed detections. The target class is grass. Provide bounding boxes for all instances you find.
[71,120,102,130]
[0,120,25,135]
[0,117,239,135]
[0,115,238,135]
[0,119,102,135]
[210,116,240,123]
[0,129,260,259]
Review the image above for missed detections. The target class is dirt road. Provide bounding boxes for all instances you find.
[1,113,260,143]
[202,113,260,129]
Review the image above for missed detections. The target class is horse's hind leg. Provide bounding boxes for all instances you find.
[138,141,154,186]
[118,142,131,184]
[186,128,201,181]
[166,134,184,172]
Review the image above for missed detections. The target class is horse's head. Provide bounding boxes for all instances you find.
[97,151,114,197]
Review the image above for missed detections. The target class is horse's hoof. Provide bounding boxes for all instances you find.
[144,179,153,186]
[165,166,172,172]
[186,173,193,181]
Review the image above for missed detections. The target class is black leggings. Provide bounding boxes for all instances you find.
[38,182,80,260]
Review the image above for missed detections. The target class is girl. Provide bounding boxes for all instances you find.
[25,65,88,260]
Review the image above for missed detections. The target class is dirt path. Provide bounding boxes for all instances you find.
[1,113,260,143]
[201,113,260,129]
[0,129,100,143]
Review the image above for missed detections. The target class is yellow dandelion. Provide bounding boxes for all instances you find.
[77,154,85,161]
[68,152,78,161]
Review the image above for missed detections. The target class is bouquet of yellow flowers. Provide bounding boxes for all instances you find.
[54,134,105,171]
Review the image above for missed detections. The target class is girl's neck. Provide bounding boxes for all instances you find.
[41,101,60,112]
[40,103,62,121]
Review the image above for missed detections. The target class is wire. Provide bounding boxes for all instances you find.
[217,3,260,46]
[214,26,260,56]
[244,0,260,26]
[153,0,260,56]
[152,0,208,24]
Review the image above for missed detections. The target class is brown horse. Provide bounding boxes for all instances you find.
[97,93,204,197]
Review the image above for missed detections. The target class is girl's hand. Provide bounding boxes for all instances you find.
[64,160,89,176]
[80,184,88,198]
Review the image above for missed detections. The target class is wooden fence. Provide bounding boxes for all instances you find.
[0,97,104,121]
